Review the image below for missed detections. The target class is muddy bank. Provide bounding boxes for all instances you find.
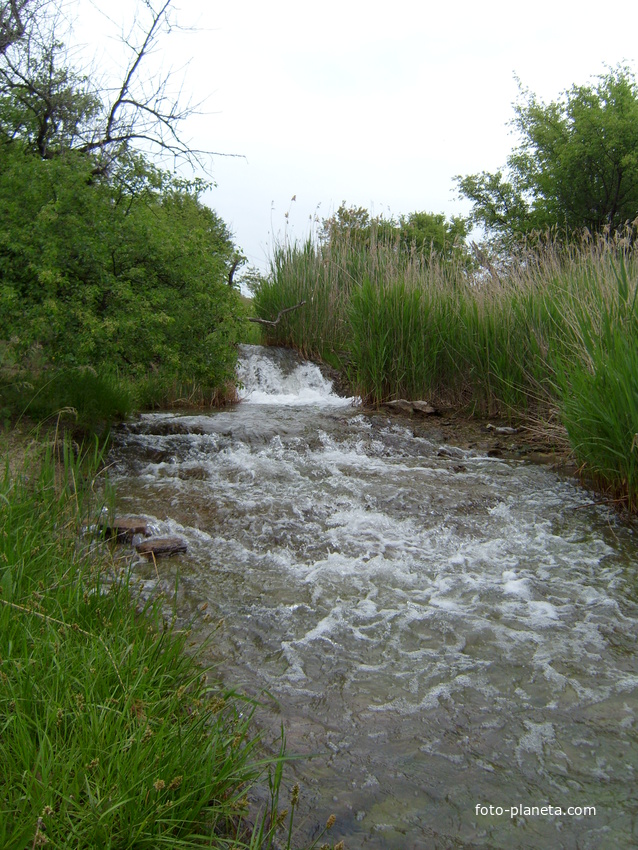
[362,405,575,470]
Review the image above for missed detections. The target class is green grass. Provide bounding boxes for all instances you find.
[253,228,638,509]
[0,368,135,434]
[551,254,638,508]
[0,440,342,848]
[0,365,243,436]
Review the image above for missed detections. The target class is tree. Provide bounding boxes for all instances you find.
[0,0,245,393]
[0,32,101,158]
[0,0,43,54]
[320,203,469,263]
[457,66,638,243]
[0,140,243,383]
[397,211,468,261]
[319,203,381,245]
[0,0,229,172]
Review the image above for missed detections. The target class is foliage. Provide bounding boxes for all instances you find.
[397,211,468,261]
[458,66,638,243]
[0,34,101,158]
[0,144,244,384]
[320,202,469,263]
[0,1,248,425]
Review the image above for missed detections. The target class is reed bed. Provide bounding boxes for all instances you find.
[253,229,638,509]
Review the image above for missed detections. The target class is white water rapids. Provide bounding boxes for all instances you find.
[110,344,638,849]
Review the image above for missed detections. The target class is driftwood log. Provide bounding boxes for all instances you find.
[247,301,306,326]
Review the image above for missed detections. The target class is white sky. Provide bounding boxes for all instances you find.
[73,0,638,271]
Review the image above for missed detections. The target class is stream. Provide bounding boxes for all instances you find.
[109,344,638,849]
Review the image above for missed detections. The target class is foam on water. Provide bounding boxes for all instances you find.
[236,343,353,406]
[109,345,638,849]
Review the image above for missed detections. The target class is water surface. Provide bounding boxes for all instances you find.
[110,345,638,849]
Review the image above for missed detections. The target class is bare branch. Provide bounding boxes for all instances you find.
[227,256,243,286]
[0,0,243,171]
[0,0,32,53]
[104,0,170,149]
[248,302,307,326]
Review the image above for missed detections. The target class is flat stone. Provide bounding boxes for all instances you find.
[102,517,150,542]
[383,399,438,416]
[485,423,520,434]
[135,536,188,558]
[412,400,438,415]
[383,399,415,414]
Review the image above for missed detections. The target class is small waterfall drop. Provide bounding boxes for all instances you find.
[236,343,353,406]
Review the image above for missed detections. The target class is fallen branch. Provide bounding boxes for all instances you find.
[247,300,306,326]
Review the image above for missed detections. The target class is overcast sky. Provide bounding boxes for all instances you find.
[75,0,638,272]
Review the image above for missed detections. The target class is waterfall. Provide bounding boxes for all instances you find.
[236,343,354,406]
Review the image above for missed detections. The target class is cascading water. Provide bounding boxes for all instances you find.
[110,344,638,849]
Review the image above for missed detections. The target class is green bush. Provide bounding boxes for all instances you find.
[0,147,245,408]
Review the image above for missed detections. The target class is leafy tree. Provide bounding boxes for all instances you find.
[320,203,468,262]
[0,0,43,54]
[0,144,242,383]
[319,203,382,246]
[0,36,100,158]
[397,211,468,261]
[0,0,245,408]
[457,66,638,243]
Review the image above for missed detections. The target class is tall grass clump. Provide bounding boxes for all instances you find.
[253,239,352,367]
[0,441,329,848]
[0,359,248,435]
[254,225,638,507]
[348,276,447,404]
[549,253,638,508]
[0,368,135,434]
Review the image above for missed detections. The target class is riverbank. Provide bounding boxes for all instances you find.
[0,432,342,849]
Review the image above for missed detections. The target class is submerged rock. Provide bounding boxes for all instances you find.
[135,536,188,558]
[102,517,150,542]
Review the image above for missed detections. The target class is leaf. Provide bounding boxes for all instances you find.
[1,566,13,602]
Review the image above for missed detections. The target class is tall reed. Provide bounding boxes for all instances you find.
[254,227,638,508]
